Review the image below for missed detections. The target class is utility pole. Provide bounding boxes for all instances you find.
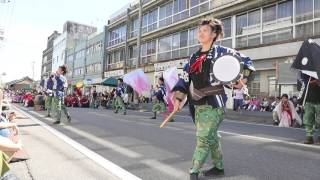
[31,61,35,80]
[136,0,143,69]
[124,8,130,74]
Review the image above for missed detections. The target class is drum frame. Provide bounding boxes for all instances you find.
[210,53,244,84]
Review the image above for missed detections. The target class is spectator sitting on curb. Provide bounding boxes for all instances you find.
[276,94,302,128]
[260,97,270,112]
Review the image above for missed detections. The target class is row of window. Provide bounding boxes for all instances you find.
[231,0,320,48]
[110,0,213,46]
[73,63,102,77]
[108,25,126,46]
[107,0,320,68]
[87,42,103,55]
[67,42,103,62]
[86,63,102,74]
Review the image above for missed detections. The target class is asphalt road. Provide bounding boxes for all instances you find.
[17,105,320,180]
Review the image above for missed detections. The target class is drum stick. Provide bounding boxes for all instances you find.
[160,93,187,128]
[160,109,178,128]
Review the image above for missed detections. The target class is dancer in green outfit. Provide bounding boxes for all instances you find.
[151,77,167,119]
[171,18,255,180]
[114,78,126,115]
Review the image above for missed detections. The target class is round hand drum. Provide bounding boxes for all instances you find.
[210,54,244,84]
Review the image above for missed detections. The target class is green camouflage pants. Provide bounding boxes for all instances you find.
[114,96,126,113]
[45,96,53,115]
[190,105,225,174]
[53,96,69,121]
[304,102,320,137]
[152,101,167,113]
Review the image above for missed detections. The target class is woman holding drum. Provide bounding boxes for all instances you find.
[167,18,255,180]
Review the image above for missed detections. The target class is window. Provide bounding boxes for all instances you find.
[159,2,173,27]
[142,9,158,34]
[221,39,232,48]
[141,40,156,64]
[129,45,137,59]
[130,18,139,38]
[236,14,247,35]
[268,76,277,96]
[222,18,232,38]
[314,20,320,35]
[263,5,276,24]
[236,36,247,48]
[188,28,198,46]
[180,30,188,47]
[296,0,313,22]
[278,1,293,20]
[190,0,210,17]
[248,33,260,46]
[296,22,313,39]
[263,27,292,44]
[108,25,126,46]
[315,0,320,18]
[67,55,73,62]
[173,0,189,23]
[108,49,125,65]
[159,36,172,53]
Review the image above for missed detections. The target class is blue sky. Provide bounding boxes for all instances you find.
[0,0,132,82]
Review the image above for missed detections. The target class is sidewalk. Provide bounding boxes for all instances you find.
[9,107,119,180]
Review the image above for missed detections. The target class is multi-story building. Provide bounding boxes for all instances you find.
[41,31,60,79]
[52,21,97,74]
[83,30,106,93]
[105,0,320,99]
[65,27,107,94]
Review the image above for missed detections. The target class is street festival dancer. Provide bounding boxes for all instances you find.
[44,75,55,117]
[114,78,126,115]
[150,77,167,119]
[169,18,255,180]
[52,65,71,124]
[292,39,320,144]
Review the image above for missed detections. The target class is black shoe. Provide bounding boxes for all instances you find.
[190,173,199,180]
[202,167,225,177]
[123,112,126,115]
[150,116,156,119]
[46,114,51,118]
[304,136,314,144]
[67,115,71,123]
[53,121,61,125]
[170,119,175,122]
[114,110,118,114]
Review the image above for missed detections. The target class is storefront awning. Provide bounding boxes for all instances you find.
[101,77,118,87]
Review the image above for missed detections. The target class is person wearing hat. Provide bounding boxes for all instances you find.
[151,77,167,119]
[114,78,126,115]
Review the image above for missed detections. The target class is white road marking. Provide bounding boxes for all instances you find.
[134,110,305,131]
[219,131,320,150]
[13,105,142,180]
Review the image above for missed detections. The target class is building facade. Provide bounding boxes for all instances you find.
[105,0,320,98]
[52,21,97,74]
[64,27,107,94]
[41,31,60,79]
